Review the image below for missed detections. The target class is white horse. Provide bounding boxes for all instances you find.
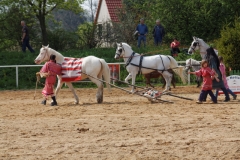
[188,36,218,59]
[114,42,187,92]
[185,58,202,87]
[34,45,110,104]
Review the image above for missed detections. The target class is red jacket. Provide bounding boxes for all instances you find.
[170,40,180,48]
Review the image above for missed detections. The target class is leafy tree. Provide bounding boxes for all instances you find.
[216,19,240,70]
[0,4,38,51]
[0,0,84,45]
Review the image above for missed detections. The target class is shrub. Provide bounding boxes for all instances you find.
[216,19,240,70]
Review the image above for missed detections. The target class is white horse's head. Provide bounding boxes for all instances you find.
[185,58,192,70]
[114,43,124,59]
[188,36,201,55]
[34,45,51,64]
[114,42,133,59]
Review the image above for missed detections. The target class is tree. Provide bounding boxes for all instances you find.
[216,19,240,70]
[0,5,37,51]
[0,0,84,45]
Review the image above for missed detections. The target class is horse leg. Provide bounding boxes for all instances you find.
[55,78,64,100]
[88,77,104,103]
[97,74,104,103]
[65,82,79,104]
[131,73,137,93]
[125,73,132,84]
[161,71,172,92]
[172,74,176,88]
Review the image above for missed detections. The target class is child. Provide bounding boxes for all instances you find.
[39,54,61,106]
[215,56,237,100]
[188,60,219,104]
[170,38,180,57]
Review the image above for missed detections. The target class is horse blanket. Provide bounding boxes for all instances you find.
[205,47,224,89]
[61,57,83,82]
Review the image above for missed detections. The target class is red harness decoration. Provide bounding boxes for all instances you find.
[61,57,83,82]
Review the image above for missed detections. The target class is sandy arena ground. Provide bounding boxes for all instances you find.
[0,86,240,159]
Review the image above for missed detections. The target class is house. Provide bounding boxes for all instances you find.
[94,0,122,24]
[94,0,123,47]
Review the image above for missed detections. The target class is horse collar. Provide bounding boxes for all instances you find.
[125,52,135,67]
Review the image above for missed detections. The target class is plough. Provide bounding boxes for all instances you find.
[83,72,193,103]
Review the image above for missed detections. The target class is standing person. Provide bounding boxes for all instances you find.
[152,19,165,46]
[215,56,237,100]
[136,18,148,48]
[21,20,35,53]
[188,60,219,104]
[39,54,61,106]
[170,38,180,57]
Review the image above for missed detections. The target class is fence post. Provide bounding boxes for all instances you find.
[188,69,190,85]
[16,66,18,88]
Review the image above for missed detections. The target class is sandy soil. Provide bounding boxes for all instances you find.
[0,86,240,160]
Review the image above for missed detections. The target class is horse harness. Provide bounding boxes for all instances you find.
[126,53,173,74]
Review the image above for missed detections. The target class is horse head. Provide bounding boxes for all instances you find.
[114,43,125,59]
[188,37,200,55]
[34,45,51,64]
[185,58,192,70]
[114,42,134,60]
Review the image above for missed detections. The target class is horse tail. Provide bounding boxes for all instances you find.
[99,59,111,91]
[168,56,187,84]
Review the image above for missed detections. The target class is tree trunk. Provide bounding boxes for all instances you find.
[38,15,48,45]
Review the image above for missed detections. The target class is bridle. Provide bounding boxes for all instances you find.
[41,48,50,62]
[185,58,192,70]
[190,41,200,52]
[115,44,141,58]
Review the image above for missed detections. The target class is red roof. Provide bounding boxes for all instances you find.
[106,0,122,22]
[94,0,122,24]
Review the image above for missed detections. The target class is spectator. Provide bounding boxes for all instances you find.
[170,38,180,57]
[136,18,148,48]
[21,20,35,53]
[152,19,165,46]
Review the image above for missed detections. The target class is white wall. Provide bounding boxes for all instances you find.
[97,0,111,23]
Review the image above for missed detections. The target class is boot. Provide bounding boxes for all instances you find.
[41,99,46,105]
[51,96,57,106]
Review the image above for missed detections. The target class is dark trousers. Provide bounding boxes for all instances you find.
[203,87,230,101]
[154,37,162,46]
[171,48,180,56]
[199,90,217,102]
[22,38,34,53]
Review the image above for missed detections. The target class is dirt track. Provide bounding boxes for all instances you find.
[0,86,240,159]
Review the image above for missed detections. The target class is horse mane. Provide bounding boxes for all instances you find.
[122,42,132,49]
[206,47,220,68]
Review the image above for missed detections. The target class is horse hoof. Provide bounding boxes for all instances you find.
[97,96,103,103]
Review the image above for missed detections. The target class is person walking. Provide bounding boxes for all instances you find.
[188,60,219,104]
[39,54,61,106]
[215,56,237,100]
[136,18,148,48]
[152,19,165,46]
[21,20,35,53]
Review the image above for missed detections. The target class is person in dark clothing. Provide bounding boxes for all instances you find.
[21,21,35,53]
[152,19,165,46]
[136,18,148,48]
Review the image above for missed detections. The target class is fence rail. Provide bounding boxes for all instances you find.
[0,61,188,88]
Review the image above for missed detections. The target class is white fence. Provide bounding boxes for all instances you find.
[0,61,190,88]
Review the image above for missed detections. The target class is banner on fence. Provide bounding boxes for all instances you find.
[219,75,240,95]
[108,64,120,81]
